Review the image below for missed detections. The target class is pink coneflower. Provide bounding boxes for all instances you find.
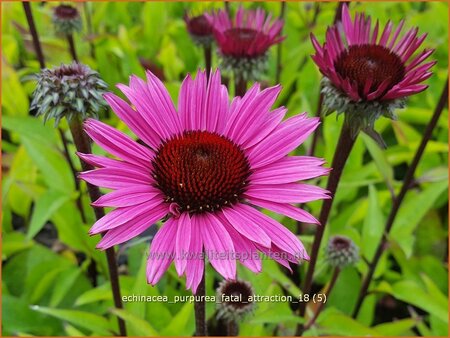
[206,7,284,81]
[79,69,329,292]
[311,5,435,132]
[184,13,214,47]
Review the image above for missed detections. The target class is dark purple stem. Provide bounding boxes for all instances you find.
[22,2,45,69]
[227,319,238,336]
[69,117,127,337]
[194,272,207,336]
[302,268,340,333]
[296,122,357,335]
[235,76,247,97]
[351,78,449,318]
[204,44,212,79]
[67,33,79,62]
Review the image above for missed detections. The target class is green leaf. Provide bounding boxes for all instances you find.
[27,189,72,239]
[21,136,75,192]
[361,133,394,191]
[374,318,417,335]
[50,268,82,307]
[74,284,112,306]
[391,181,448,257]
[362,185,385,259]
[390,279,448,323]
[109,308,158,336]
[31,306,113,335]
[3,232,33,259]
[316,308,381,336]
[160,301,194,336]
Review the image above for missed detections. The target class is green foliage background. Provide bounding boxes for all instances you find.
[2,1,448,336]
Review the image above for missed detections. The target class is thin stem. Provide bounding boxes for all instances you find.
[58,128,87,223]
[68,117,127,337]
[234,76,247,97]
[302,268,340,333]
[83,2,96,59]
[224,1,231,14]
[227,319,238,336]
[275,1,286,84]
[22,2,45,69]
[296,122,357,335]
[351,78,449,318]
[194,272,207,336]
[67,33,79,62]
[204,44,212,79]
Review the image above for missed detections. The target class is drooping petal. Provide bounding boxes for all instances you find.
[147,217,178,285]
[175,213,191,276]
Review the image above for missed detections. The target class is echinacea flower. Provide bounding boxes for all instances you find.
[311,5,435,133]
[206,7,284,81]
[184,12,214,47]
[52,4,82,36]
[79,69,330,292]
[30,62,107,125]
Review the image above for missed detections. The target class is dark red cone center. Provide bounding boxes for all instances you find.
[225,27,259,45]
[334,44,405,98]
[152,131,251,214]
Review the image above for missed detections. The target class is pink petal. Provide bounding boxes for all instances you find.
[222,204,271,247]
[246,196,319,224]
[79,167,152,190]
[84,119,154,166]
[175,213,191,276]
[185,216,205,293]
[147,217,178,285]
[92,185,161,208]
[201,213,236,280]
[246,182,330,204]
[96,203,168,249]
[104,93,161,149]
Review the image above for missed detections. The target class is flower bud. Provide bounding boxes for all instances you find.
[30,62,107,126]
[325,235,359,268]
[52,4,82,36]
[216,279,255,321]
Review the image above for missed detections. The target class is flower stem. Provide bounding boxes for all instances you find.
[58,128,87,223]
[67,33,79,62]
[227,319,238,336]
[275,1,286,84]
[351,78,449,318]
[204,44,212,79]
[68,116,127,336]
[194,271,207,336]
[301,268,340,334]
[234,76,247,97]
[296,121,357,335]
[22,2,45,69]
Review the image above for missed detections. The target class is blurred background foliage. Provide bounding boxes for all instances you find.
[1,1,448,336]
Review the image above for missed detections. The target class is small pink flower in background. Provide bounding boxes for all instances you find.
[206,7,284,59]
[311,5,435,132]
[206,7,284,80]
[79,69,330,292]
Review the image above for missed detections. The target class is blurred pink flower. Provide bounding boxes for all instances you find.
[184,13,214,46]
[206,7,284,59]
[79,69,330,292]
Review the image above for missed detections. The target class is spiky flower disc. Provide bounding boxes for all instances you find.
[52,4,82,36]
[217,279,255,321]
[206,7,284,81]
[311,5,435,133]
[30,62,108,126]
[184,13,214,47]
[78,69,330,292]
[325,235,359,268]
